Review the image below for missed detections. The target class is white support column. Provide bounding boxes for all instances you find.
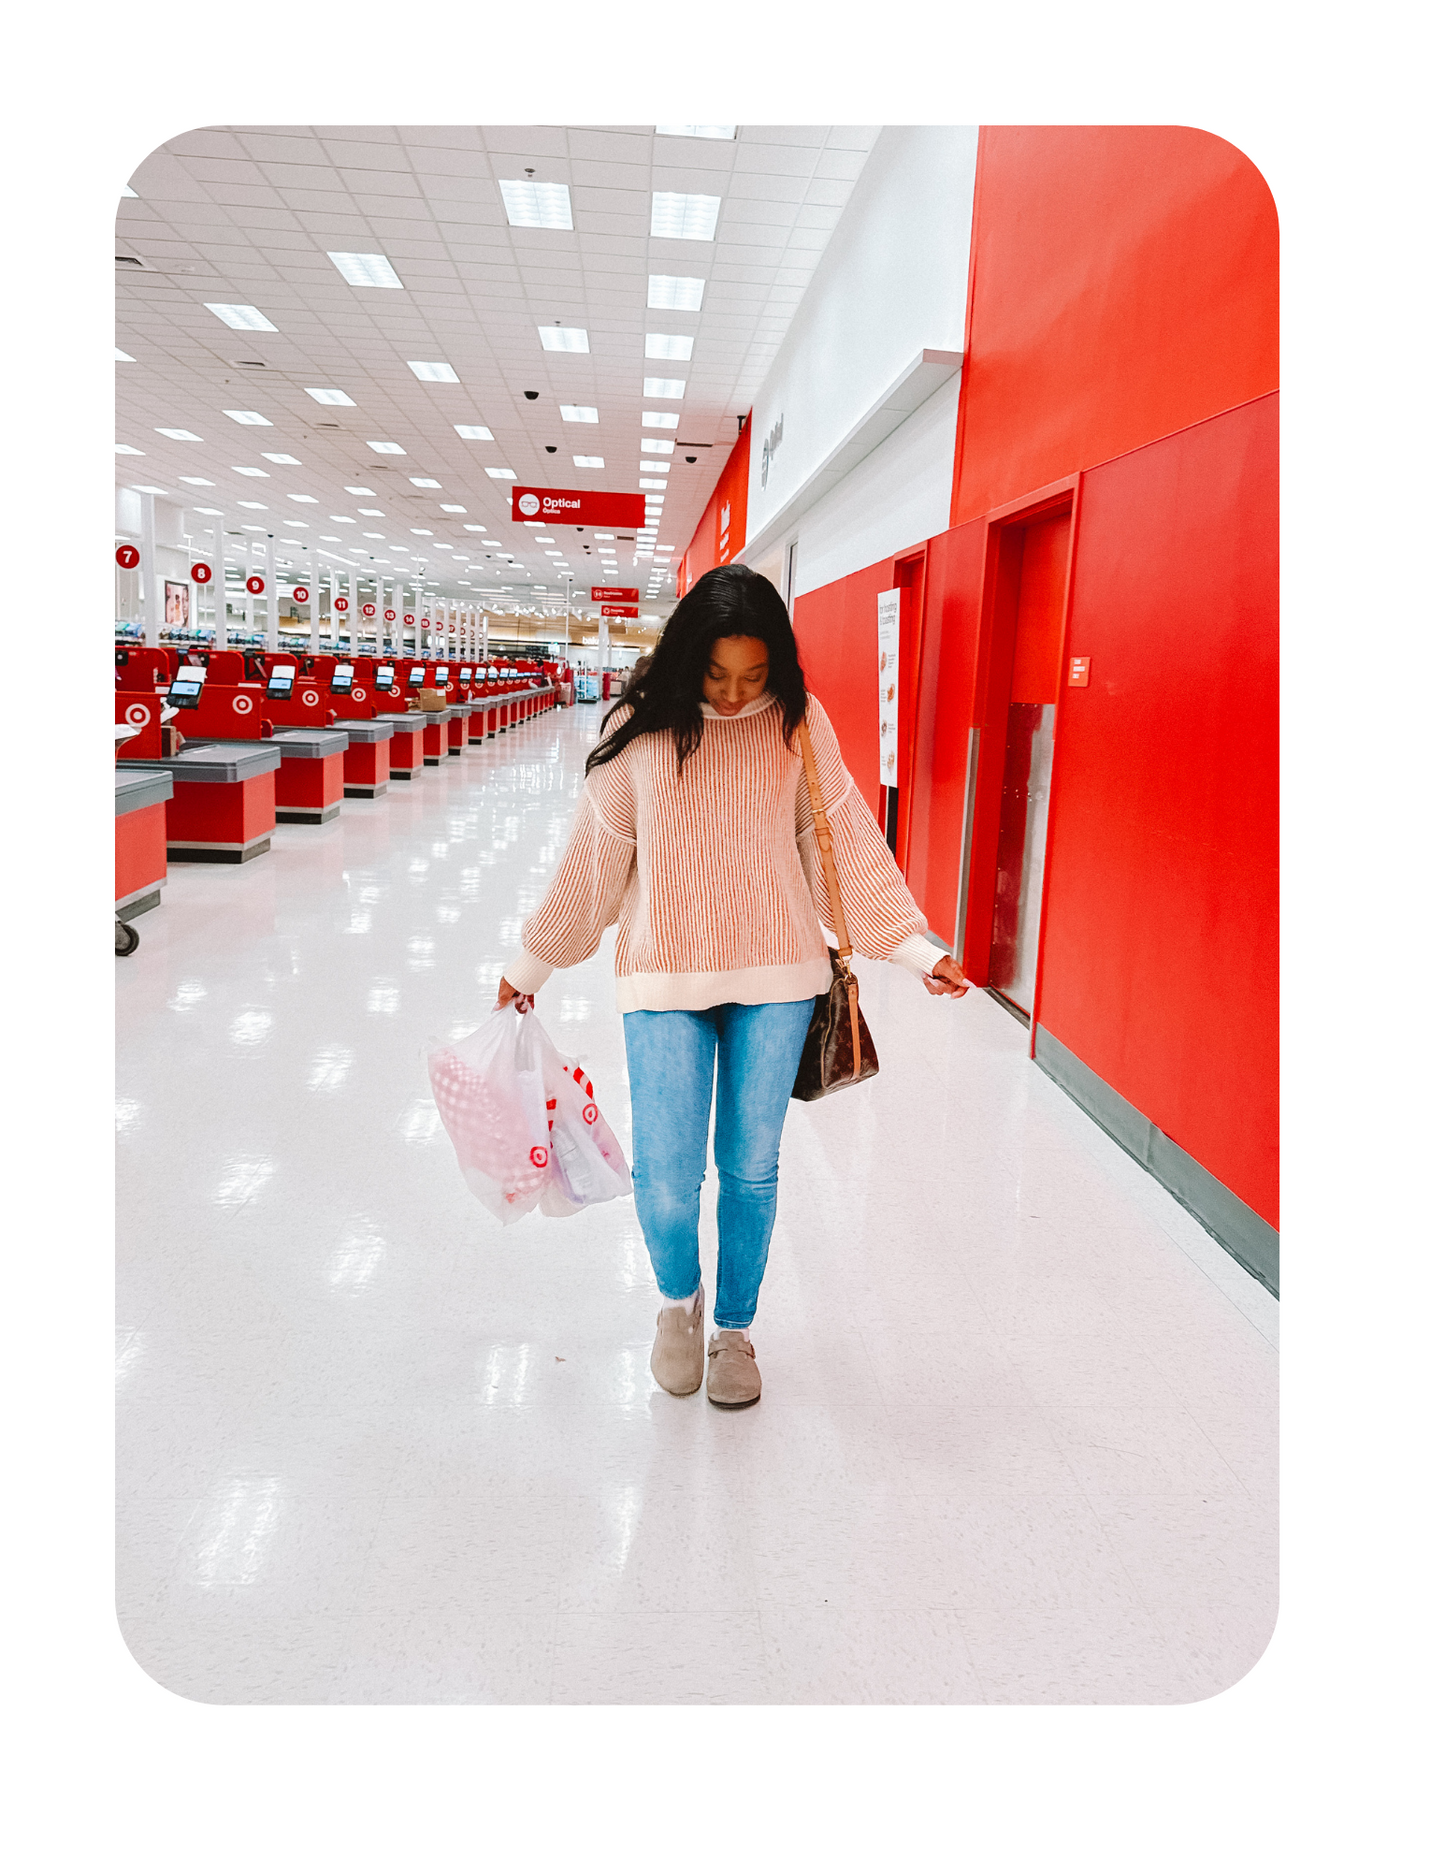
[213,518,225,644]
[140,493,158,649]
[244,545,256,640]
[309,549,320,656]
[264,534,278,653]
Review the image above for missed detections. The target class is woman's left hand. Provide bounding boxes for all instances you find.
[924,955,970,998]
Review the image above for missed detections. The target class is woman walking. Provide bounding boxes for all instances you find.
[498,565,968,1407]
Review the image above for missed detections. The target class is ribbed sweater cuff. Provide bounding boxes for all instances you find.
[888,933,951,981]
[502,948,555,995]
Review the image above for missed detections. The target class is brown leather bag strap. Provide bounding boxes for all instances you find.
[796,710,853,966]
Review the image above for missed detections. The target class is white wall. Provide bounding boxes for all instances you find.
[741,126,977,553]
[792,369,961,597]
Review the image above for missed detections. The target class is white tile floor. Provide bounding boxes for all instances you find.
[116,702,1278,1704]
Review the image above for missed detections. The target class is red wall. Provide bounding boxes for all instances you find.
[678,415,751,596]
[1038,396,1278,1225]
[951,126,1278,525]
[793,555,893,797]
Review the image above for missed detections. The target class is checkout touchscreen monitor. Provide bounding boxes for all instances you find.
[266,666,296,699]
[459,667,472,683]
[433,666,449,686]
[407,665,426,688]
[375,664,394,689]
[167,667,206,710]
[329,662,355,695]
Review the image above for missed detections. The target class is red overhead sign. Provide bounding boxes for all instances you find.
[245,574,266,595]
[291,584,309,603]
[591,586,639,602]
[190,560,213,584]
[115,544,140,569]
[601,604,639,619]
[512,486,647,527]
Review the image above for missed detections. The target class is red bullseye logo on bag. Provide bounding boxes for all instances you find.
[583,1103,598,1125]
[529,1146,548,1168]
[246,575,265,595]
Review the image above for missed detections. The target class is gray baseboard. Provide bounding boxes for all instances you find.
[1033,1024,1279,1297]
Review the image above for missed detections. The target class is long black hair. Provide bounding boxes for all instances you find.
[586,563,807,774]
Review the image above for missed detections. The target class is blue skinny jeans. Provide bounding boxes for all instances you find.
[623,998,815,1330]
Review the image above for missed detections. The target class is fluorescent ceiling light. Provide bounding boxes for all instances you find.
[408,360,460,383]
[560,405,598,423]
[362,531,384,539]
[486,467,517,479]
[131,484,168,495]
[639,478,669,490]
[463,524,486,532]
[238,501,267,510]
[638,461,672,474]
[155,428,201,443]
[454,424,493,441]
[539,327,589,353]
[328,251,404,289]
[655,125,736,140]
[573,455,605,468]
[285,519,309,527]
[368,441,406,454]
[289,494,318,503]
[121,184,138,198]
[358,507,384,515]
[642,412,681,429]
[115,444,145,455]
[178,475,214,485]
[115,347,136,362]
[594,533,616,541]
[224,409,272,426]
[306,387,355,406]
[651,192,720,240]
[329,515,356,524]
[640,438,675,455]
[410,529,433,536]
[206,302,278,332]
[645,333,694,360]
[440,504,467,513]
[233,466,269,478]
[409,478,442,490]
[344,486,375,496]
[499,179,573,229]
[193,506,223,515]
[262,452,300,465]
[643,378,685,399]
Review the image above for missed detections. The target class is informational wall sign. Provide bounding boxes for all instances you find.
[877,587,901,788]
[190,560,213,584]
[601,604,639,618]
[291,584,309,603]
[1067,655,1092,687]
[115,544,140,569]
[245,574,266,595]
[591,585,639,602]
[512,486,647,527]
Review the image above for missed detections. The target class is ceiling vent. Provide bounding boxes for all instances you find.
[232,358,268,369]
[115,252,149,269]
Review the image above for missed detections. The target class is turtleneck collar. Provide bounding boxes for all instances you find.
[698,694,777,721]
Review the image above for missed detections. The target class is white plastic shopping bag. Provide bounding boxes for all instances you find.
[428,1003,631,1224]
[427,1003,553,1224]
[533,1023,633,1218]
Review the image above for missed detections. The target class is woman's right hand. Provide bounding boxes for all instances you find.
[496,976,532,1011]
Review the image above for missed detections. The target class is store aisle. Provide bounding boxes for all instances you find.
[116,704,1278,1705]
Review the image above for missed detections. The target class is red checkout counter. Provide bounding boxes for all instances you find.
[262,661,393,799]
[115,764,173,919]
[118,659,278,860]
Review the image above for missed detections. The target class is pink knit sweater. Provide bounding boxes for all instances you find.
[504,692,947,1012]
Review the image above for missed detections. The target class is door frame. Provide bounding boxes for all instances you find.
[954,475,1082,1037]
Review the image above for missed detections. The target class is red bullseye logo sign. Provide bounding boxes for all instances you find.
[352,687,366,702]
[384,609,396,622]
[190,561,213,584]
[335,596,349,612]
[115,544,140,569]
[124,702,150,726]
[303,690,320,709]
[292,585,309,603]
[232,694,254,715]
[529,1146,548,1168]
[362,603,376,618]
[246,575,265,595]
